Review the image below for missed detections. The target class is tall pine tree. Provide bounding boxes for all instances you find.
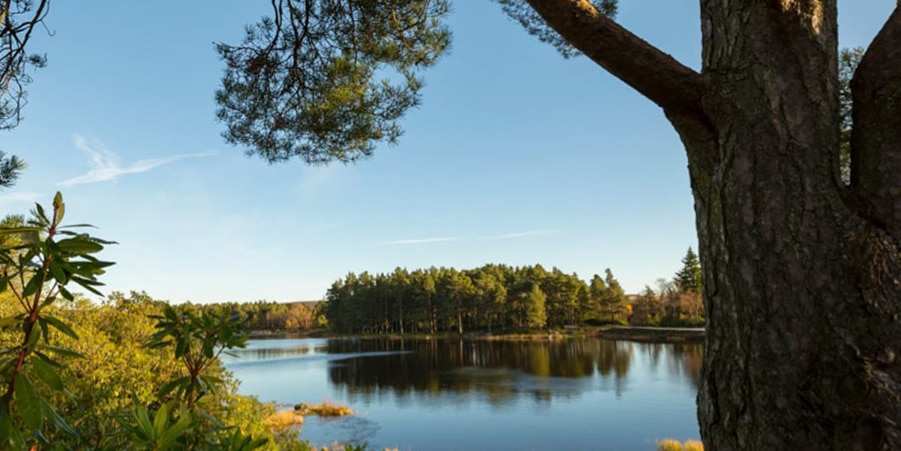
[674,247,702,294]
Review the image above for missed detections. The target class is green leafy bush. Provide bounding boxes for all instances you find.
[0,193,309,450]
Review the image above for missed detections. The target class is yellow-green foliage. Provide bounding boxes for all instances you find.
[3,290,309,450]
[657,439,684,451]
[684,440,704,451]
[1,198,308,450]
[212,386,302,450]
[55,296,173,420]
[657,439,705,451]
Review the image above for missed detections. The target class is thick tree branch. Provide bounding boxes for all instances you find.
[524,0,706,114]
[850,6,901,243]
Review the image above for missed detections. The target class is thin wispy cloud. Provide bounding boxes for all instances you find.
[58,135,214,187]
[378,230,554,246]
[378,237,459,246]
[0,191,42,205]
[479,230,555,240]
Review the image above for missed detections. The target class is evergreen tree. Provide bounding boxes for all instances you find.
[525,283,546,330]
[598,268,628,323]
[674,247,702,294]
[390,267,410,334]
[588,273,606,320]
[472,268,506,333]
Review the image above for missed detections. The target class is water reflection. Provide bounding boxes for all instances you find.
[224,339,330,363]
[637,342,704,389]
[226,337,704,450]
[324,338,701,406]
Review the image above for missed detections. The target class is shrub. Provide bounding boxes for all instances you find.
[684,440,705,451]
[657,439,705,451]
[657,439,684,451]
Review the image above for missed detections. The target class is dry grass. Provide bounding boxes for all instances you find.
[265,401,356,432]
[295,401,354,418]
[657,439,704,451]
[263,409,304,431]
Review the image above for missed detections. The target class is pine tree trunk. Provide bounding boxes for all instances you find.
[428,294,436,334]
[670,2,901,449]
[399,300,405,335]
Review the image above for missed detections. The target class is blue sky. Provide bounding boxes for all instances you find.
[0,1,894,303]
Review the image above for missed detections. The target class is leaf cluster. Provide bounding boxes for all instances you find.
[148,305,248,410]
[0,151,25,188]
[0,192,113,448]
[216,0,452,164]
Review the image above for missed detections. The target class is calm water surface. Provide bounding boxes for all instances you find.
[221,338,702,450]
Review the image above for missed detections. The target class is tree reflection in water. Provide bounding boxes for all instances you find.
[326,338,702,406]
[637,342,704,389]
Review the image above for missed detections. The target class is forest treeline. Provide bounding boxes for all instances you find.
[326,264,621,334]
[190,300,326,333]
[182,248,705,335]
[323,250,705,335]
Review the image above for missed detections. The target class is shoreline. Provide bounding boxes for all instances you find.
[247,326,706,344]
[593,325,705,343]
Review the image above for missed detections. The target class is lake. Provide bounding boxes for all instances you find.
[221,337,702,450]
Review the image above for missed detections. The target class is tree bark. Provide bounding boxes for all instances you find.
[689,3,901,448]
[851,8,901,244]
[526,0,901,448]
